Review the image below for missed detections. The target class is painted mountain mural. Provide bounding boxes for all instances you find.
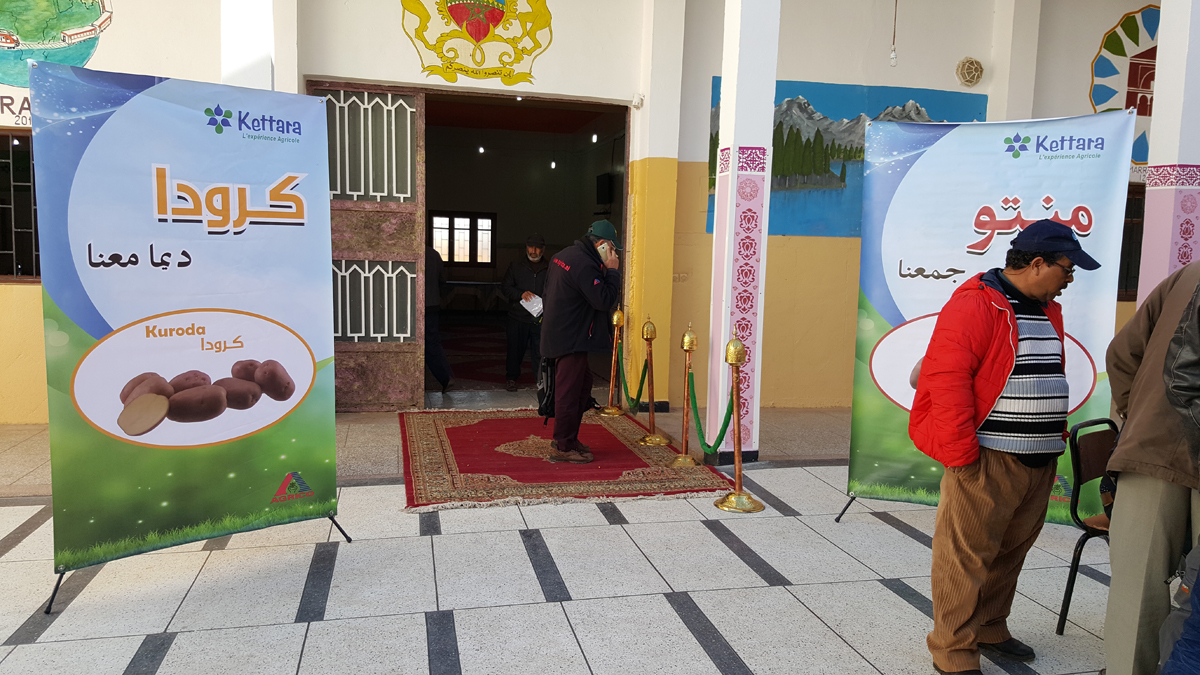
[705,78,987,237]
[709,96,939,190]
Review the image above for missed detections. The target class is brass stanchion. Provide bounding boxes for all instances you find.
[638,317,670,446]
[714,333,765,512]
[599,307,624,417]
[670,323,699,467]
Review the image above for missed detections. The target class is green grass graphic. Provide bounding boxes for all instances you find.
[54,498,339,571]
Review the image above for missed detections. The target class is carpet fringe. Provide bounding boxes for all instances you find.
[404,489,731,513]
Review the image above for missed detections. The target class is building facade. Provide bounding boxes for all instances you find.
[0,0,1162,425]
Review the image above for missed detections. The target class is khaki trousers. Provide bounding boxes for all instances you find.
[1106,472,1200,675]
[928,447,1056,672]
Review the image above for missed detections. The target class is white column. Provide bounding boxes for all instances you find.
[272,0,299,94]
[221,0,275,90]
[705,0,780,458]
[1140,0,1200,302]
[987,0,1042,121]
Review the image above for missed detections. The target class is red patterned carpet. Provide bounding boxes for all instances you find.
[400,409,733,508]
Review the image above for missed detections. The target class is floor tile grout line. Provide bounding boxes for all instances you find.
[700,519,791,586]
[663,591,754,675]
[619,523,678,593]
[293,622,311,675]
[9,459,51,487]
[788,515,888,580]
[164,551,212,634]
[558,602,596,675]
[1010,587,1104,642]
[431,536,441,612]
[0,503,51,559]
[785,588,886,675]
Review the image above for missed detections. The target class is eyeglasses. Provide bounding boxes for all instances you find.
[1048,260,1076,277]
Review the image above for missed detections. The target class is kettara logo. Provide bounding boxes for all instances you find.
[272,472,314,503]
[203,103,304,141]
[1004,131,1105,160]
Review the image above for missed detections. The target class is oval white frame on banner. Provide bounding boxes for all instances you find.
[870,313,1097,414]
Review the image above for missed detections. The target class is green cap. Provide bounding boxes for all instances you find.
[587,219,622,250]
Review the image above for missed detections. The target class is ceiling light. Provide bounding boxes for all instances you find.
[550,161,556,169]
[12,138,19,145]
[478,146,484,153]
[516,96,522,101]
[591,134,598,143]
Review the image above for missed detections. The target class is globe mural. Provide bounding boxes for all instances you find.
[0,0,112,88]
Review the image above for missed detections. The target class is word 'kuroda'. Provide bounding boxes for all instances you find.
[152,165,308,235]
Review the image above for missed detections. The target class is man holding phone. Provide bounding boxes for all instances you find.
[540,220,622,463]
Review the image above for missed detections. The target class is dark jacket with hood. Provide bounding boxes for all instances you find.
[540,239,621,359]
[502,254,550,324]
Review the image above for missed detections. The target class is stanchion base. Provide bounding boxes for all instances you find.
[669,453,698,467]
[598,406,623,417]
[638,433,671,446]
[714,491,766,513]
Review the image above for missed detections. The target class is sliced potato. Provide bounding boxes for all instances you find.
[118,393,169,436]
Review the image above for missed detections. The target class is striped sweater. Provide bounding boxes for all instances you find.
[975,274,1068,457]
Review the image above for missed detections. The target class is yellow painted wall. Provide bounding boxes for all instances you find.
[624,157,679,401]
[1115,300,1136,333]
[0,284,48,424]
[669,162,860,408]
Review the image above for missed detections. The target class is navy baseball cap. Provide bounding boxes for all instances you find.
[587,219,622,250]
[1011,220,1100,271]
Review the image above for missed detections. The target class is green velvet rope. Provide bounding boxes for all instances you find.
[688,370,735,454]
[616,341,649,412]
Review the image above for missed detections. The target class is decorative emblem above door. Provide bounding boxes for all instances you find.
[400,0,553,86]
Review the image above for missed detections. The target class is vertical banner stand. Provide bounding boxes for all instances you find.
[44,572,66,615]
[329,514,353,542]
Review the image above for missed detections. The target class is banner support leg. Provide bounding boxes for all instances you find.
[44,572,66,615]
[834,492,856,523]
[329,515,352,543]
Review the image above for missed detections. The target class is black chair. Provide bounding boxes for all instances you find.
[1055,418,1119,635]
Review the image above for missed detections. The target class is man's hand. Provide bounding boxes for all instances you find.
[522,291,535,302]
[604,248,619,270]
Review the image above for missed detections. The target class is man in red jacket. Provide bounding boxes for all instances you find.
[909,220,1100,675]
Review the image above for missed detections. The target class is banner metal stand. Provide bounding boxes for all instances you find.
[44,572,66,615]
[329,514,353,542]
[834,492,856,523]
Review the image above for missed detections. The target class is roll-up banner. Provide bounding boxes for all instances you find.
[31,63,335,571]
[849,110,1135,523]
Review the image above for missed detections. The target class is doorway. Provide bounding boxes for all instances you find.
[422,93,628,405]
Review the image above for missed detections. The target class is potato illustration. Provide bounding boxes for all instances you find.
[169,370,211,393]
[254,360,295,401]
[214,377,262,410]
[167,385,228,423]
[120,372,160,404]
[127,374,174,402]
[231,359,261,382]
[117,393,169,436]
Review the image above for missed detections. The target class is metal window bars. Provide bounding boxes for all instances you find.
[315,89,416,202]
[332,260,417,342]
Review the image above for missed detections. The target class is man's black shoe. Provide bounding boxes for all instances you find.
[932,667,981,675]
[505,380,518,392]
[978,638,1036,662]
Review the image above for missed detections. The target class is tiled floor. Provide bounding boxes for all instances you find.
[0,464,1109,675]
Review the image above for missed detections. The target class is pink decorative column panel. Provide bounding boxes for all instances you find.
[1142,164,1200,302]
[707,146,770,453]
